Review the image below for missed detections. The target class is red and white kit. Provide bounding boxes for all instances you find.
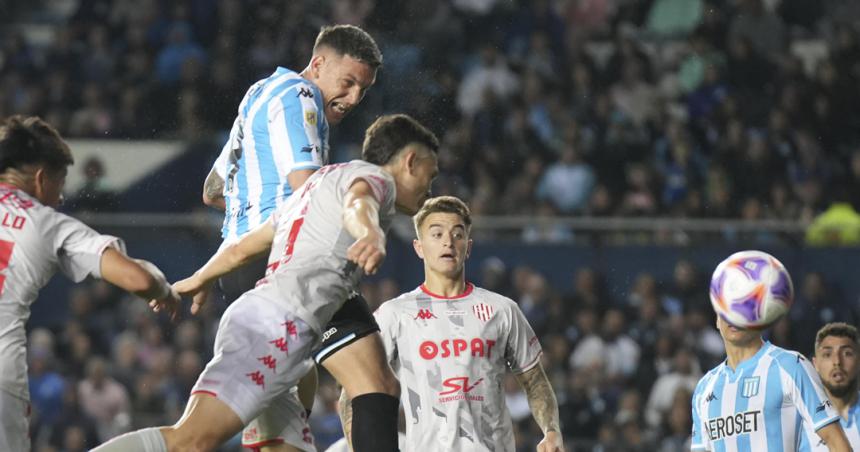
[374,283,543,452]
[0,184,123,451]
[191,161,396,432]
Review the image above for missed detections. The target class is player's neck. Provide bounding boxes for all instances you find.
[830,387,859,419]
[724,338,765,370]
[422,271,467,298]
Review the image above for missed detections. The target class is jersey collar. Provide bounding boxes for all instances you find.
[419,282,474,300]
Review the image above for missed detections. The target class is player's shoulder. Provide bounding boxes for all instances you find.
[471,285,519,309]
[695,364,724,393]
[767,343,810,370]
[270,73,322,107]
[376,287,423,314]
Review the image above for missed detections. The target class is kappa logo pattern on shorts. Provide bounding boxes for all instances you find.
[247,321,303,391]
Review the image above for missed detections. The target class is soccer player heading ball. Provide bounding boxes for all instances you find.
[692,251,851,451]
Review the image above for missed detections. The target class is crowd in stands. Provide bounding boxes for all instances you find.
[3,0,860,225]
[25,256,860,451]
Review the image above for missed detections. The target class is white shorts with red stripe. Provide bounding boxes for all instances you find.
[191,291,318,425]
[0,389,30,452]
[242,388,315,451]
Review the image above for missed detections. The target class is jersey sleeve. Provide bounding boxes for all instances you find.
[373,303,399,370]
[212,116,244,180]
[505,301,543,374]
[690,379,712,451]
[787,354,840,432]
[50,213,125,282]
[267,87,326,174]
[348,170,395,211]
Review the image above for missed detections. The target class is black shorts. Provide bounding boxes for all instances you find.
[217,255,380,364]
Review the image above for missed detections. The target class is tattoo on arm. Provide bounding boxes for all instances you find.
[338,388,354,448]
[515,363,561,434]
[204,169,225,202]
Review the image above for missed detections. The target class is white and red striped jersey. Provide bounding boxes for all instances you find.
[252,160,396,334]
[0,184,122,400]
[374,283,543,451]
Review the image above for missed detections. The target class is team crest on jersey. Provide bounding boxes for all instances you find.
[473,303,494,322]
[741,376,760,398]
[305,110,317,126]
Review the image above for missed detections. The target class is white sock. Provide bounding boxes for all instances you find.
[90,427,168,452]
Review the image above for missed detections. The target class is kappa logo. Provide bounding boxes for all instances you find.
[706,392,718,403]
[258,355,277,372]
[246,370,265,389]
[301,144,319,154]
[297,87,314,98]
[816,399,833,413]
[415,309,437,321]
[269,337,289,354]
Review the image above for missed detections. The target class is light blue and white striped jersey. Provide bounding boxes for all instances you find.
[800,390,860,451]
[212,67,330,243]
[691,341,839,452]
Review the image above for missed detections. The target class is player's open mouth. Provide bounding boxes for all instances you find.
[831,372,846,382]
[331,102,348,114]
[440,253,455,261]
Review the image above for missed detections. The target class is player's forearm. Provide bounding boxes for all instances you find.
[343,193,383,242]
[337,388,354,449]
[202,169,226,211]
[516,364,561,434]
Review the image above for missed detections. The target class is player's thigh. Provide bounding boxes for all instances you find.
[193,292,317,424]
[322,333,398,398]
[162,393,244,451]
[0,391,30,452]
[242,390,315,452]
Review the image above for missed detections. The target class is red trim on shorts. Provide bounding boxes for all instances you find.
[419,282,474,299]
[191,390,218,398]
[243,438,285,450]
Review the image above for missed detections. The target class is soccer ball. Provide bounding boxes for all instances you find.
[709,250,794,329]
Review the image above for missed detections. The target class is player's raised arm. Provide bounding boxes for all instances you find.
[343,179,386,275]
[514,363,565,452]
[173,219,276,313]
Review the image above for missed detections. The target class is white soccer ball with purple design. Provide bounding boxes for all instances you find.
[709,250,794,329]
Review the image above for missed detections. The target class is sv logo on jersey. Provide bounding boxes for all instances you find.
[438,377,485,402]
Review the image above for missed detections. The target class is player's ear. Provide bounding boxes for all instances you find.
[413,238,425,260]
[33,167,47,200]
[309,54,326,78]
[403,147,418,175]
[466,238,473,259]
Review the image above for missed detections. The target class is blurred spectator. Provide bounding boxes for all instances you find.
[457,44,520,117]
[70,157,116,212]
[537,144,595,214]
[645,0,703,38]
[644,348,700,429]
[77,357,131,441]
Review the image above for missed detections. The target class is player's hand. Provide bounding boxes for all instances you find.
[537,430,564,452]
[346,230,386,275]
[173,274,214,315]
[148,287,181,320]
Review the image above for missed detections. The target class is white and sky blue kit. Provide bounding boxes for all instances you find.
[211,66,329,244]
[801,389,860,451]
[691,341,839,452]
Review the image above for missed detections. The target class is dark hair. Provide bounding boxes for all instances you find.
[815,322,859,351]
[0,115,73,173]
[362,114,439,165]
[414,196,472,236]
[314,25,382,69]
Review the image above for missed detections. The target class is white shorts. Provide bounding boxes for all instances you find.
[0,389,30,452]
[192,291,318,424]
[242,389,315,451]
